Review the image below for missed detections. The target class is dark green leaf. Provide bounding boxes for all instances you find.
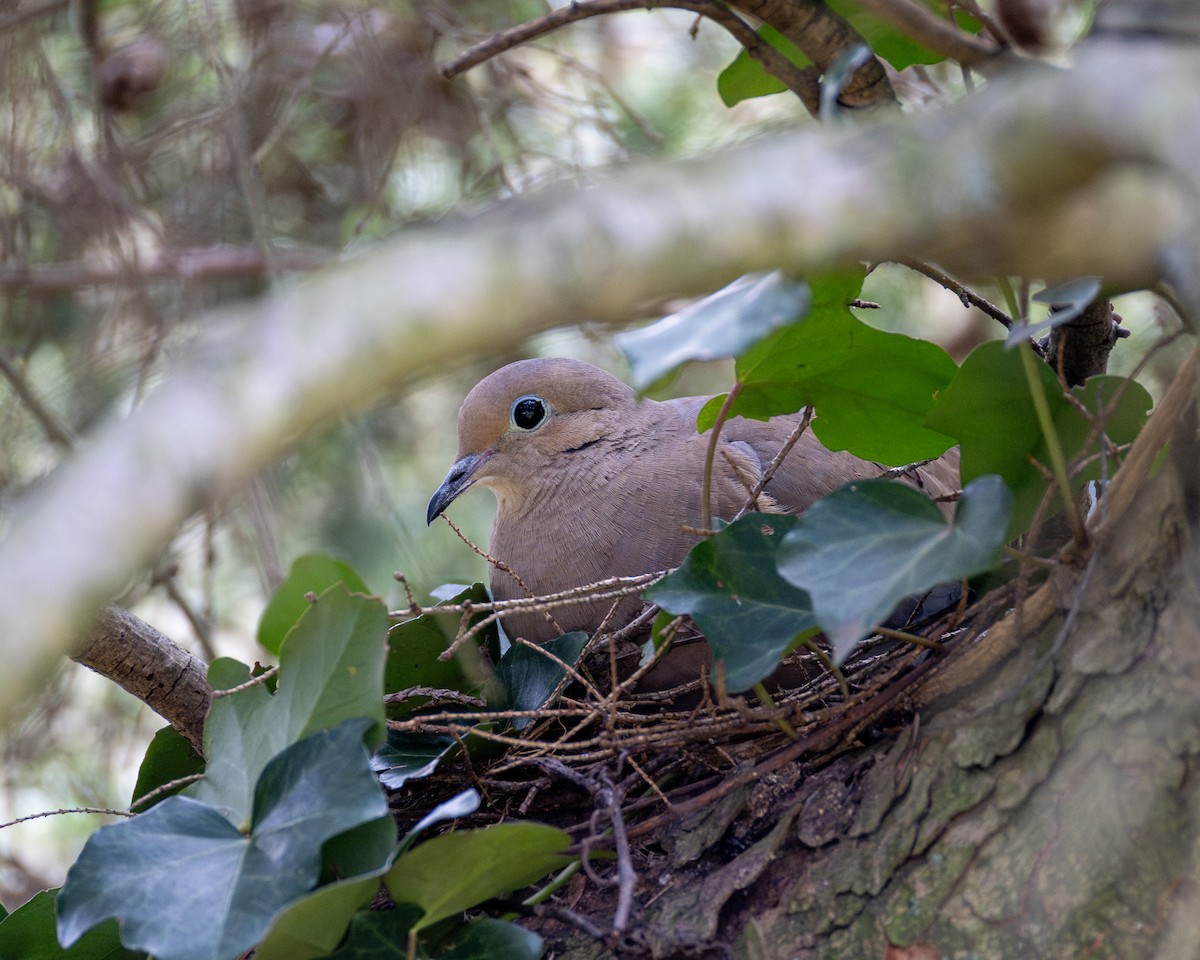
[386,824,573,931]
[699,270,958,464]
[437,919,542,960]
[777,476,1011,661]
[130,724,205,810]
[489,632,588,728]
[320,814,398,880]
[716,25,811,107]
[616,273,810,390]
[371,731,457,789]
[647,513,818,692]
[190,587,388,823]
[322,905,422,960]
[386,583,494,713]
[0,890,147,960]
[924,341,1153,537]
[258,554,371,655]
[58,719,388,960]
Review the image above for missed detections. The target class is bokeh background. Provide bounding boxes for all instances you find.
[2,0,1167,905]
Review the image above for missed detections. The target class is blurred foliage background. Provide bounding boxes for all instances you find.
[0,0,1169,907]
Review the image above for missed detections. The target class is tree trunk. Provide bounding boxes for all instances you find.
[547,350,1200,959]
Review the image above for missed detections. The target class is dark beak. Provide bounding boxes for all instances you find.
[427,452,487,525]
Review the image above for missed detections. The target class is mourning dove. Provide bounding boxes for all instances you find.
[427,358,960,649]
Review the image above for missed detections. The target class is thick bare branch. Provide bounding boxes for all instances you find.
[1,37,1199,720]
[72,606,211,754]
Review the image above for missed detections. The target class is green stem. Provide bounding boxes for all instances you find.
[701,380,742,532]
[995,275,1021,319]
[1018,341,1087,547]
[753,681,797,738]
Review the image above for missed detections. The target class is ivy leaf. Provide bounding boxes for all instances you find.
[57,719,388,960]
[253,875,406,960]
[386,823,573,932]
[616,272,810,389]
[716,25,812,106]
[321,905,423,959]
[258,554,371,655]
[437,919,543,960]
[0,890,147,960]
[371,731,458,789]
[924,341,1153,537]
[699,270,958,464]
[130,724,205,810]
[777,476,1011,661]
[189,586,388,824]
[489,631,588,728]
[386,583,495,715]
[647,513,818,692]
[825,0,945,69]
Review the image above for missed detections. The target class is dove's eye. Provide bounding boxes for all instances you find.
[510,395,550,431]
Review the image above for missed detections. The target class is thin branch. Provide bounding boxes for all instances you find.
[897,258,1015,330]
[0,352,77,448]
[0,246,329,293]
[441,0,821,115]
[734,407,813,521]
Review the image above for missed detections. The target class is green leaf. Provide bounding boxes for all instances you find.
[647,513,818,692]
[437,918,543,960]
[254,874,398,960]
[401,789,482,854]
[615,272,810,390]
[777,476,1011,661]
[924,341,1153,537]
[0,890,147,960]
[716,25,811,107]
[386,583,494,714]
[58,719,388,960]
[190,587,388,823]
[489,631,588,729]
[386,824,573,931]
[825,0,945,69]
[700,270,958,464]
[258,554,371,655]
[130,724,205,810]
[322,905,422,959]
[371,731,458,789]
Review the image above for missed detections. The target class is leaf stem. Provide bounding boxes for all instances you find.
[995,275,1021,319]
[701,380,742,532]
[752,682,798,738]
[1018,342,1087,548]
[874,626,943,650]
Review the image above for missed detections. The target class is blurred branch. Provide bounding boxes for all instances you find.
[0,352,77,448]
[1,37,1199,721]
[0,246,331,293]
[73,606,211,754]
[441,0,823,115]
[0,0,70,34]
[854,0,999,64]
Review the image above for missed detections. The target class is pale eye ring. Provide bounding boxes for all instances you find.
[510,395,550,431]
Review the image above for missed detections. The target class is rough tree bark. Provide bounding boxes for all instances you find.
[546,350,1200,959]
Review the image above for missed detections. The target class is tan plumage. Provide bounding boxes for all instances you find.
[428,357,959,645]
